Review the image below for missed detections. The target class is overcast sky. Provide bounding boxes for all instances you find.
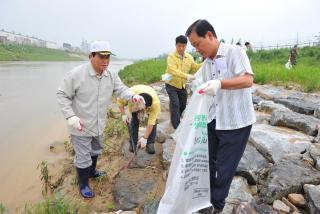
[0,0,319,59]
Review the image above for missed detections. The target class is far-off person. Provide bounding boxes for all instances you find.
[289,44,299,66]
[244,42,253,52]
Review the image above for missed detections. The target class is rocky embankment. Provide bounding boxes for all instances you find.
[49,83,320,214]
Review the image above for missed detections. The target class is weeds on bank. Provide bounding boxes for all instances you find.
[105,117,128,139]
[0,203,7,214]
[22,195,85,214]
[119,58,166,86]
[103,116,128,159]
[37,161,52,196]
[106,202,115,212]
[63,140,75,156]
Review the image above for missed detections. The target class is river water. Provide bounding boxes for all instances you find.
[0,60,132,212]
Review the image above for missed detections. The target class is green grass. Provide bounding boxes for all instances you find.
[250,46,320,92]
[21,195,86,214]
[0,43,84,61]
[119,46,320,92]
[0,202,7,214]
[119,58,166,86]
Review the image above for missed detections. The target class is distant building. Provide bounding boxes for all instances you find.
[46,41,58,49]
[81,40,89,53]
[0,29,58,49]
[63,42,72,50]
[0,36,8,43]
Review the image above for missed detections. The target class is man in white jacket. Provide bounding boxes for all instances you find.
[57,41,144,198]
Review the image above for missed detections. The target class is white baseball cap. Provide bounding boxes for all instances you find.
[89,41,115,56]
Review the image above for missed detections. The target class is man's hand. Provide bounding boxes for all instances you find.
[67,116,83,131]
[187,74,196,82]
[198,80,221,96]
[121,114,131,125]
[132,94,145,104]
[138,137,148,149]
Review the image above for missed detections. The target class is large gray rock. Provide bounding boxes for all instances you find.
[162,139,176,170]
[221,176,254,214]
[272,200,290,213]
[157,111,170,124]
[288,92,320,105]
[113,169,159,210]
[258,100,290,114]
[255,111,271,124]
[151,85,164,94]
[260,154,320,204]
[304,184,320,214]
[158,94,170,112]
[255,84,320,104]
[274,98,318,115]
[121,140,158,168]
[142,199,160,214]
[313,126,320,144]
[252,95,263,105]
[249,124,312,163]
[255,85,291,100]
[236,143,270,185]
[310,144,320,170]
[315,108,320,119]
[251,203,277,214]
[271,110,320,136]
[156,120,174,143]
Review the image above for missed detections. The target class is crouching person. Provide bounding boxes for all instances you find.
[118,85,161,154]
[56,41,144,198]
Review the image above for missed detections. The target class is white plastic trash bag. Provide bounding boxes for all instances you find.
[285,60,292,70]
[157,92,211,214]
[161,73,172,82]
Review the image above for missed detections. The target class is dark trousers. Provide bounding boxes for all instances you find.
[165,83,188,129]
[207,120,252,209]
[129,112,157,145]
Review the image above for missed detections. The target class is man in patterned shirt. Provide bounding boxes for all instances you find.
[186,20,256,213]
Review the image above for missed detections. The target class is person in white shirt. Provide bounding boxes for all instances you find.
[185,19,256,214]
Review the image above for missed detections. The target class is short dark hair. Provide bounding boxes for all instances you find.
[139,93,153,107]
[175,35,188,44]
[185,19,217,38]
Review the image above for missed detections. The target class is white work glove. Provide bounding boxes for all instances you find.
[187,74,196,82]
[67,116,83,131]
[198,80,221,96]
[132,94,145,104]
[121,114,131,124]
[138,137,148,149]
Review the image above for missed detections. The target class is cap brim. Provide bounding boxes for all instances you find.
[98,51,116,56]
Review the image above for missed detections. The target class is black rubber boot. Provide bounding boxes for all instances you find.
[146,143,155,154]
[129,140,137,153]
[76,167,94,198]
[90,156,106,178]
